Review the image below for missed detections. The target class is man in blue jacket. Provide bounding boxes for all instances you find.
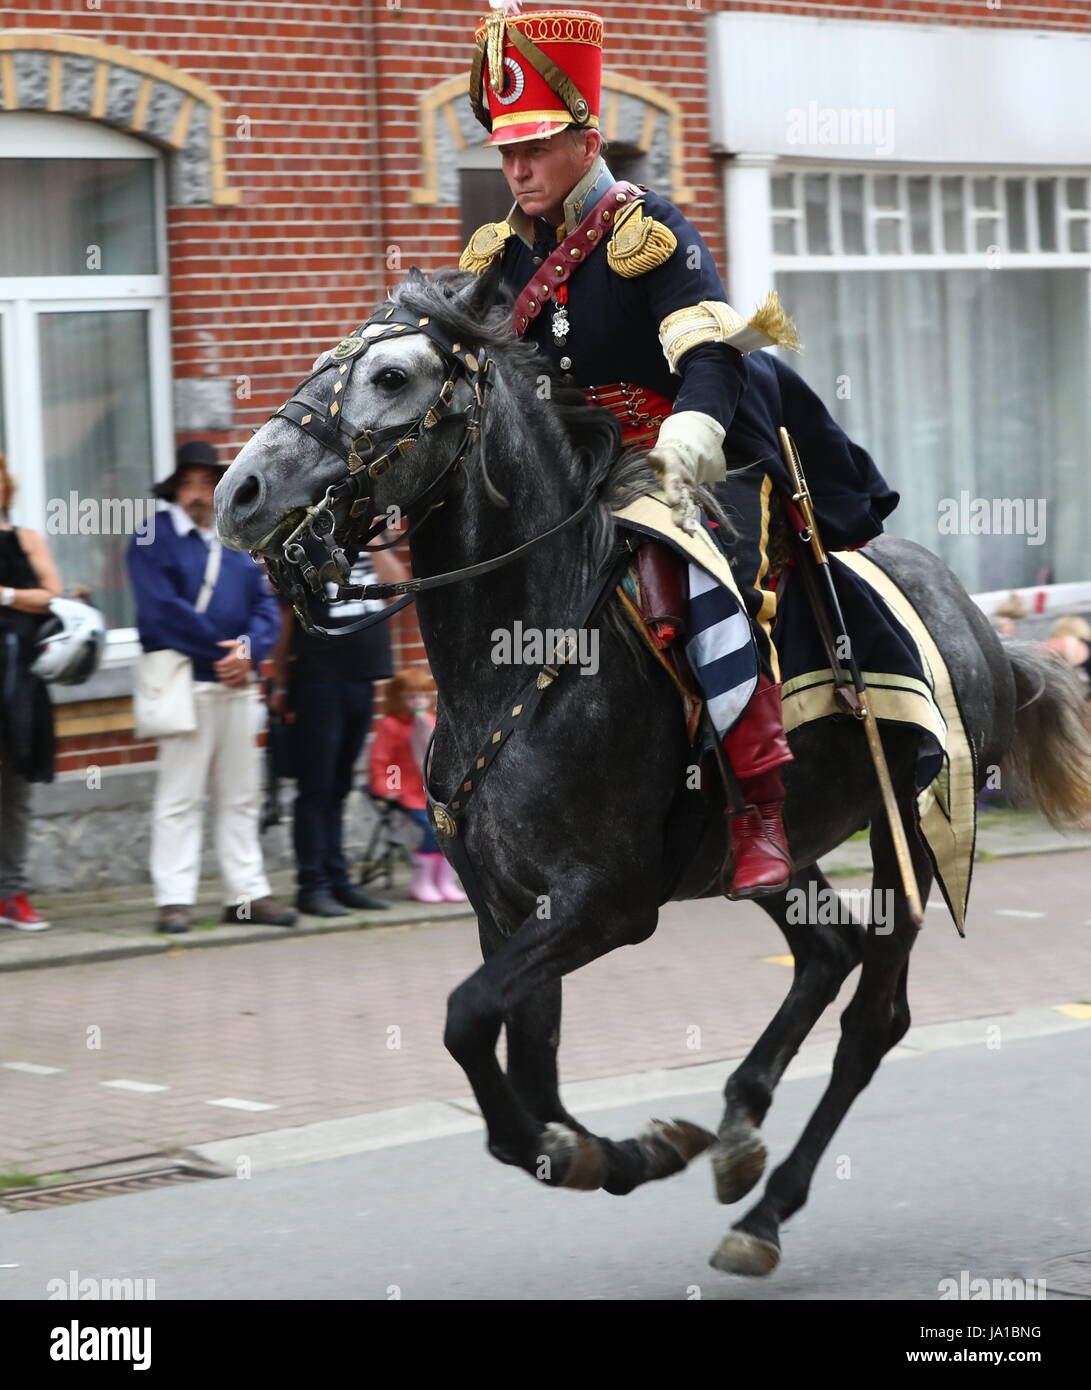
[128,441,296,933]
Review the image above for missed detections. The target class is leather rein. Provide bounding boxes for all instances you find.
[260,301,610,637]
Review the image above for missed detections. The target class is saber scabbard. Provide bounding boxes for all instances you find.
[778,428,923,927]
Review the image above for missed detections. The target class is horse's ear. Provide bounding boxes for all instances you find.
[459,257,503,318]
[405,264,428,289]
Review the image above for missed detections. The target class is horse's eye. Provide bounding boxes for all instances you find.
[376,368,407,390]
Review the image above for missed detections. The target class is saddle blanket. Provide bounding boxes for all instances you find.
[611,494,977,934]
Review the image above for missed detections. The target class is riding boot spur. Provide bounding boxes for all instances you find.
[721,674,793,899]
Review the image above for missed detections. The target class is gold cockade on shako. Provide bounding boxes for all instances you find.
[459,221,515,275]
[606,201,678,278]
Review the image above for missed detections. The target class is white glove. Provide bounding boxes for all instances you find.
[654,410,727,486]
[646,443,700,535]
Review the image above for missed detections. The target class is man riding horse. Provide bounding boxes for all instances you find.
[460,6,899,899]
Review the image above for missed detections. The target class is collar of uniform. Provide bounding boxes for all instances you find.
[562,157,614,233]
[508,157,616,248]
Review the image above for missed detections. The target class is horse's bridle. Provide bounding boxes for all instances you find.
[262,301,494,630]
[260,299,614,637]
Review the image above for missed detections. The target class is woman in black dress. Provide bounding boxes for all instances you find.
[0,452,63,930]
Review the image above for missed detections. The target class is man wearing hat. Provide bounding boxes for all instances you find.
[128,440,295,932]
[461,6,898,898]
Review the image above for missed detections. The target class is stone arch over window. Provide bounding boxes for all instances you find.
[0,30,238,207]
[413,70,694,208]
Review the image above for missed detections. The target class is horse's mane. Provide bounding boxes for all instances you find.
[386,268,729,574]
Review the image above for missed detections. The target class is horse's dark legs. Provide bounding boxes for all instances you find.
[711,808,933,1275]
[445,874,714,1194]
[713,864,866,1204]
[505,979,589,1132]
[473,919,588,1133]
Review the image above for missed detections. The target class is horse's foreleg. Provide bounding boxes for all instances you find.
[504,979,590,1133]
[711,812,933,1276]
[445,877,715,1195]
[472,918,587,1134]
[713,865,866,1205]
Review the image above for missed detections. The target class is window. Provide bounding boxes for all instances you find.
[0,114,171,637]
[771,164,1091,592]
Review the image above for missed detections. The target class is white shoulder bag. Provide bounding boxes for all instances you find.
[133,538,222,740]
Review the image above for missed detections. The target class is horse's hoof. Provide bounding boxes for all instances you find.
[644,1117,717,1165]
[711,1134,768,1204]
[709,1228,781,1278]
[540,1123,607,1191]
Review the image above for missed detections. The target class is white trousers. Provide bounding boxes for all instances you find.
[150,682,271,908]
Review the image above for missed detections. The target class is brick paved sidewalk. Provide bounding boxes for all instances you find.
[1,850,1089,1181]
[3,807,1087,974]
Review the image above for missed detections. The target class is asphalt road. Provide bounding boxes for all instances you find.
[2,1027,1088,1301]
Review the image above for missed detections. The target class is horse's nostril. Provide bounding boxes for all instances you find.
[234,473,262,511]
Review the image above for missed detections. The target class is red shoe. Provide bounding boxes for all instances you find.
[0,894,52,931]
[724,801,792,900]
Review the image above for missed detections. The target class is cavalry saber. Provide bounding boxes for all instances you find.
[777,427,923,927]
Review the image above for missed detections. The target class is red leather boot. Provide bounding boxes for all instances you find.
[720,675,793,899]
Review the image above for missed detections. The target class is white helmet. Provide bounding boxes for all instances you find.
[32,597,107,686]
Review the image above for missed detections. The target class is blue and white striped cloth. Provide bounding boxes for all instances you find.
[684,563,758,737]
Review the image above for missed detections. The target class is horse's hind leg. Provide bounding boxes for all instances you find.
[445,874,715,1195]
[714,864,866,1204]
[711,809,933,1276]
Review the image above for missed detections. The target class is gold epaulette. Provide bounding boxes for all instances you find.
[459,221,514,275]
[658,292,802,373]
[606,201,677,278]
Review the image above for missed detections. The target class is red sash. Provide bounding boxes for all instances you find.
[511,180,642,336]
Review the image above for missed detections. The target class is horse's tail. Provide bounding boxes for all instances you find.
[1000,639,1091,828]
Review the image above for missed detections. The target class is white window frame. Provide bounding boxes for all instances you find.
[0,114,174,652]
[766,161,1091,272]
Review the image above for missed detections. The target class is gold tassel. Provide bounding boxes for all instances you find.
[747,290,801,352]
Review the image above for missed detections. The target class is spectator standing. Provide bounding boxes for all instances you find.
[0,452,62,931]
[369,668,467,904]
[270,536,408,917]
[128,441,296,933]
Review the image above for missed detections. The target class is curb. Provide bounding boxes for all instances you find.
[0,902,475,974]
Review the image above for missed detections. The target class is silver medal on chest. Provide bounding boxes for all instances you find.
[551,301,569,348]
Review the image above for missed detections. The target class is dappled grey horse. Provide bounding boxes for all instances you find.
[216,268,1091,1277]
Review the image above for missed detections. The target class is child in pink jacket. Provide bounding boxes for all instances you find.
[369,668,466,904]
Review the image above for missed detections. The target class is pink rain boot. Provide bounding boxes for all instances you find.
[409,852,444,904]
[434,855,468,903]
